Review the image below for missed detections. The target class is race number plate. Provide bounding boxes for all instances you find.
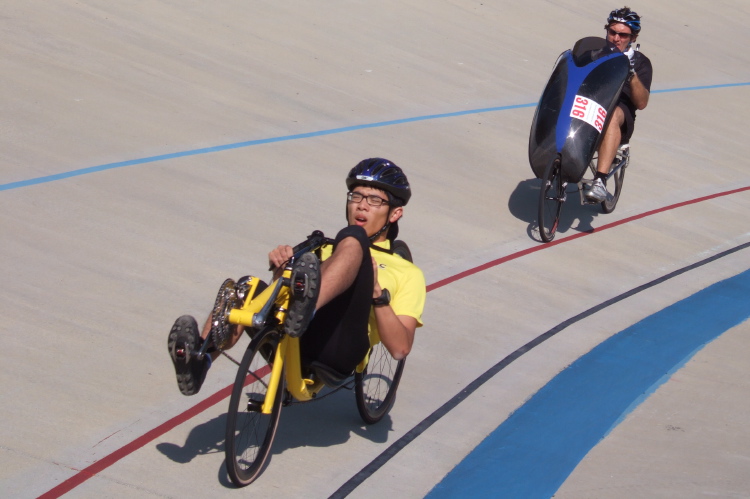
[570,95,607,133]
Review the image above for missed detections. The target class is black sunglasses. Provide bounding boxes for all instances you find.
[607,27,632,39]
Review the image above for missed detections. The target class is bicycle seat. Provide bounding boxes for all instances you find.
[309,361,351,387]
[391,240,413,263]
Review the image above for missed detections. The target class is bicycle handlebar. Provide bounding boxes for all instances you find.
[291,230,332,259]
[268,230,334,271]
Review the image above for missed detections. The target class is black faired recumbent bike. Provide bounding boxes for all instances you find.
[529,36,632,243]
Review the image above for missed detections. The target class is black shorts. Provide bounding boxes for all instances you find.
[618,102,635,144]
[299,225,373,376]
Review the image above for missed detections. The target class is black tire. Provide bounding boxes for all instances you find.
[353,238,411,424]
[391,240,413,263]
[355,343,405,424]
[538,156,565,242]
[601,163,626,213]
[225,328,283,487]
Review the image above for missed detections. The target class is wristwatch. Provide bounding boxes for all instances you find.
[372,288,390,306]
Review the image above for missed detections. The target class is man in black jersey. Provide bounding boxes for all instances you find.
[587,6,653,202]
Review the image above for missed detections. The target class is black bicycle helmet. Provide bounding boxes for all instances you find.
[606,6,641,35]
[346,158,411,206]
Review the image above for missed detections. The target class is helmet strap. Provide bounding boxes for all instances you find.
[369,222,390,242]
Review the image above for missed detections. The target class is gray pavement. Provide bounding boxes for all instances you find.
[1,1,749,498]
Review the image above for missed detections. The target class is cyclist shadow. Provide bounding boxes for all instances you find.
[155,414,228,464]
[508,178,599,240]
[156,386,392,487]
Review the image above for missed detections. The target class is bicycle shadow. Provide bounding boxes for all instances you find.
[272,386,394,451]
[508,178,600,241]
[156,385,393,488]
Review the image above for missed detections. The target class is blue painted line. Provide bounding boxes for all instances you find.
[2,81,748,193]
[651,81,750,94]
[427,268,750,499]
[332,244,750,498]
[0,103,532,192]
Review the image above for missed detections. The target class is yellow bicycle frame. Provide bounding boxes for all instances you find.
[225,262,383,415]
[226,269,326,414]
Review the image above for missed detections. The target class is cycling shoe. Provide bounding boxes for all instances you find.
[168,315,210,396]
[283,252,320,338]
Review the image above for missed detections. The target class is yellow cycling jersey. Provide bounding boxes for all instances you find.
[319,239,426,340]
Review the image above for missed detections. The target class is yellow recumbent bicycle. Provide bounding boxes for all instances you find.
[192,231,412,487]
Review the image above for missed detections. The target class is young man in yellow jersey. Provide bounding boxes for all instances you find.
[169,158,426,394]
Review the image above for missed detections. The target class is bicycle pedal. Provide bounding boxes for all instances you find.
[292,273,308,299]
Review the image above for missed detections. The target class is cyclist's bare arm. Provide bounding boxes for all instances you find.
[630,73,650,109]
[374,310,417,360]
[371,256,417,360]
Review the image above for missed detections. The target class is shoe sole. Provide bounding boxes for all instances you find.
[284,253,320,338]
[585,189,607,203]
[586,194,606,203]
[168,315,205,396]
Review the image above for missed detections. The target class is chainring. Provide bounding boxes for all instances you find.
[210,278,240,350]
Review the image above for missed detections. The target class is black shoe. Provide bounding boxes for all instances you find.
[168,315,210,396]
[284,253,320,338]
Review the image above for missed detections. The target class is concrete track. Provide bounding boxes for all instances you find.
[1,1,748,497]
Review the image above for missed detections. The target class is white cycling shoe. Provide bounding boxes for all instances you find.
[585,178,607,203]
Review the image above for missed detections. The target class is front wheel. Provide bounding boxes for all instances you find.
[355,343,405,424]
[225,328,283,487]
[538,156,565,242]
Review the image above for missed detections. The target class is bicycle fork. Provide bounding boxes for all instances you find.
[605,147,629,182]
[544,179,568,203]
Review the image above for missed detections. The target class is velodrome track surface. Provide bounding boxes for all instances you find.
[2,1,749,497]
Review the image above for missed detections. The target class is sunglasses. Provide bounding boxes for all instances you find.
[607,28,633,39]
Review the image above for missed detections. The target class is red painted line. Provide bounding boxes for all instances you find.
[37,185,750,498]
[427,186,750,292]
[38,383,233,499]
[38,363,272,498]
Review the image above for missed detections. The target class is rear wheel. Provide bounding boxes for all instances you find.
[355,344,405,424]
[538,156,565,242]
[355,239,411,424]
[225,328,283,487]
[601,153,627,213]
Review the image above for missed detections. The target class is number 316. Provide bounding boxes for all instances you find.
[571,96,589,118]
